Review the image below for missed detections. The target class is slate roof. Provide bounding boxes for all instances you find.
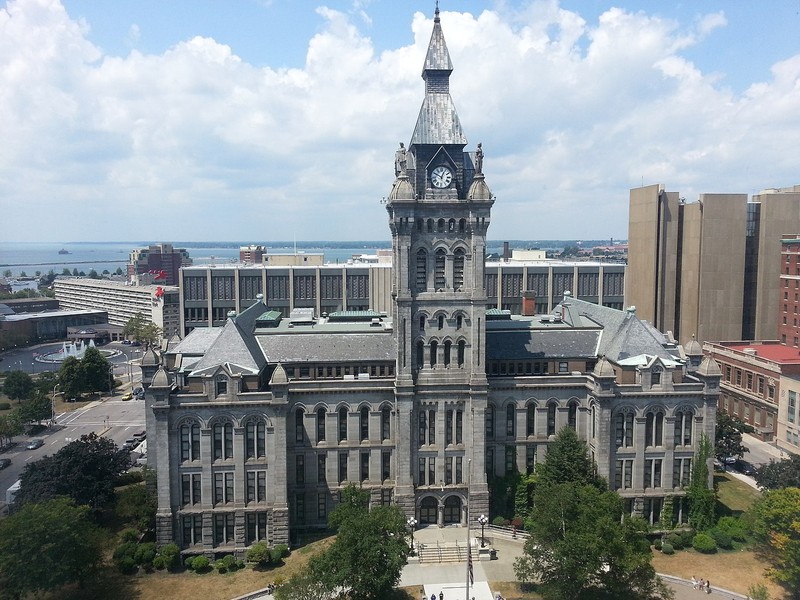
[422,8,453,73]
[256,332,396,363]
[487,327,601,360]
[170,327,223,355]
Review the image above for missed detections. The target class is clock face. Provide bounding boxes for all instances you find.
[431,165,453,188]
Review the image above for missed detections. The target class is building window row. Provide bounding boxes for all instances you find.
[179,419,268,463]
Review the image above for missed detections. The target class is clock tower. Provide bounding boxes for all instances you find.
[387,7,493,524]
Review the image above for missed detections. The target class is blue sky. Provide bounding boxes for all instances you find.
[2,0,800,241]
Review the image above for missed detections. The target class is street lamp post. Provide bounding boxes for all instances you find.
[121,352,132,383]
[51,384,59,427]
[407,517,418,554]
[477,514,489,548]
[108,365,114,395]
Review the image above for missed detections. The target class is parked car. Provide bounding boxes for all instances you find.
[122,438,138,451]
[735,459,756,476]
[121,339,131,345]
[133,430,146,441]
[130,341,142,347]
[26,439,44,450]
[121,392,133,401]
[0,458,11,469]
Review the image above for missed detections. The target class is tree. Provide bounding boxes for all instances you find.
[16,432,130,509]
[115,266,124,275]
[537,426,605,489]
[715,413,753,467]
[58,356,85,400]
[755,455,800,490]
[72,268,79,276]
[0,412,23,448]
[17,392,52,425]
[687,432,716,532]
[2,370,34,403]
[751,487,800,596]
[33,370,58,397]
[115,483,156,531]
[122,312,161,346]
[80,346,112,392]
[289,484,410,600]
[0,497,104,598]
[62,268,72,276]
[2,269,11,278]
[514,482,672,600]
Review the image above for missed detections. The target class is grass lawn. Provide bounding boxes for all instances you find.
[715,471,762,515]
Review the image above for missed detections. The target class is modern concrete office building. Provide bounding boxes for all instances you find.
[54,278,181,338]
[128,243,193,286]
[142,10,719,555]
[628,184,800,345]
[178,259,625,334]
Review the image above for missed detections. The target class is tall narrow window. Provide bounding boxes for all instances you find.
[213,421,233,460]
[453,249,465,290]
[416,249,427,291]
[444,340,451,366]
[245,420,266,459]
[456,410,463,444]
[419,410,427,445]
[457,340,465,367]
[295,408,305,443]
[435,249,446,290]
[428,409,435,445]
[382,451,391,481]
[295,454,305,484]
[486,405,495,439]
[338,407,348,442]
[317,454,327,483]
[430,340,438,366]
[446,409,454,445]
[547,403,556,436]
[438,315,444,329]
[381,407,391,440]
[215,374,228,397]
[568,402,577,430]
[615,411,634,448]
[317,408,326,442]
[360,452,370,482]
[486,447,495,478]
[445,456,453,484]
[674,410,693,446]
[181,422,200,462]
[646,411,664,446]
[360,407,369,442]
[338,452,348,483]
[506,404,515,437]
[416,340,425,369]
[526,404,536,436]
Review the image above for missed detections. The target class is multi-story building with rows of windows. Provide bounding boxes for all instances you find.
[142,9,720,555]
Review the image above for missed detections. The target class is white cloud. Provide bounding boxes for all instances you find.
[1,0,799,243]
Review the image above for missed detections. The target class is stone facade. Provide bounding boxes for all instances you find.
[143,10,720,555]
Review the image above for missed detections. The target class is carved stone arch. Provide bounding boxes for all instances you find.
[546,397,560,408]
[311,402,331,413]
[176,415,203,430]
[674,404,697,417]
[292,402,309,414]
[207,413,237,429]
[645,403,668,415]
[614,405,637,416]
[333,401,352,413]
[355,400,374,412]
[241,412,273,428]
[525,397,539,408]
[378,401,394,412]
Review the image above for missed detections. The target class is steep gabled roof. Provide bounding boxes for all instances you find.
[190,315,266,376]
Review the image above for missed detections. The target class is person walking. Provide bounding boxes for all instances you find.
[691,576,698,589]
[705,579,711,594]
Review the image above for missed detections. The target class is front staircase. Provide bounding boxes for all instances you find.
[416,539,476,564]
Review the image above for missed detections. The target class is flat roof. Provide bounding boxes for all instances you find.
[1,309,107,322]
[54,278,178,293]
[720,342,800,364]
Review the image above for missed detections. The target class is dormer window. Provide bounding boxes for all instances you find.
[215,374,228,397]
[651,368,662,386]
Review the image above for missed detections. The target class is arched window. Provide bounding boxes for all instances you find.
[416,340,425,369]
[435,249,446,290]
[180,422,200,462]
[215,374,228,397]
[381,407,391,441]
[615,410,634,448]
[448,218,456,232]
[418,410,427,445]
[444,340,451,366]
[459,218,466,232]
[674,409,693,446]
[506,403,516,437]
[437,218,445,232]
[456,410,463,444]
[416,218,424,231]
[453,249,465,291]
[438,314,444,329]
[295,408,305,442]
[360,407,369,441]
[651,367,663,386]
[457,340,466,367]
[316,408,326,442]
[568,401,578,430]
[547,403,557,436]
[338,407,348,442]
[416,249,427,291]
[456,314,463,329]
[430,340,438,367]
[427,218,433,232]
[526,404,536,436]
[486,405,495,439]
[645,410,664,446]
[420,315,426,330]
[245,419,266,459]
[213,421,233,460]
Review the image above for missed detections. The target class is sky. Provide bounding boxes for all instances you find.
[2,0,800,243]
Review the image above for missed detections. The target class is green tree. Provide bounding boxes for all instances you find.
[72,268,79,276]
[755,455,800,490]
[715,412,753,468]
[80,346,112,392]
[537,426,605,489]
[2,370,34,403]
[0,412,23,448]
[115,267,124,275]
[18,271,26,277]
[33,370,58,397]
[514,482,671,600]
[58,356,85,400]
[122,312,161,346]
[62,268,72,276]
[115,483,156,531]
[2,269,11,278]
[687,432,716,532]
[751,487,800,596]
[0,497,105,598]
[17,392,52,425]
[16,432,130,509]
[294,484,410,600]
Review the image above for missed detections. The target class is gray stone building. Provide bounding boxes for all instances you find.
[143,9,720,554]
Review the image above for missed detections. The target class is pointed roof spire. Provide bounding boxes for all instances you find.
[423,4,453,75]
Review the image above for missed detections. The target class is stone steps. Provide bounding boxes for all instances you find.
[417,541,476,564]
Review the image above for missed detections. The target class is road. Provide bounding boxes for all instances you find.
[0,393,145,509]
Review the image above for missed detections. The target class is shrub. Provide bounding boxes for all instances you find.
[666,533,683,550]
[661,542,674,555]
[247,541,271,566]
[274,543,290,558]
[159,542,181,571]
[134,542,157,567]
[237,560,245,570]
[692,533,718,554]
[192,556,211,572]
[716,516,748,542]
[222,554,237,569]
[492,516,508,526]
[120,528,140,543]
[710,528,733,550]
[270,547,284,564]
[113,541,137,562]
[117,556,138,574]
[115,471,144,486]
[215,559,227,574]
[678,529,694,548]
[0,402,10,410]
[653,538,662,550]
[185,555,196,571]
[152,555,167,570]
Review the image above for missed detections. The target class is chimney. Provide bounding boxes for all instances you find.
[522,291,536,316]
